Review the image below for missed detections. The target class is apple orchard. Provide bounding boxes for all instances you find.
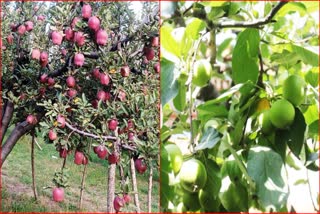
[1,2,159,212]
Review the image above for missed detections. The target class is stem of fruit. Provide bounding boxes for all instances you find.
[130,158,141,213]
[79,143,90,210]
[147,165,153,213]
[31,130,38,200]
[223,134,255,191]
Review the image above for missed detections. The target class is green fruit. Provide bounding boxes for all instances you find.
[193,60,212,87]
[164,144,183,175]
[261,110,275,134]
[179,159,207,192]
[219,182,248,212]
[283,75,305,106]
[183,191,201,211]
[269,99,295,129]
[199,189,220,211]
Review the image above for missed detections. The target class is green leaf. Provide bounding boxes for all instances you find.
[232,29,260,84]
[308,120,319,136]
[195,127,220,151]
[160,25,180,57]
[173,78,187,112]
[161,58,179,106]
[291,44,319,66]
[276,2,307,17]
[247,146,289,212]
[199,1,226,7]
[305,67,319,87]
[197,104,228,120]
[304,104,318,125]
[185,18,206,40]
[276,108,307,158]
[219,181,248,212]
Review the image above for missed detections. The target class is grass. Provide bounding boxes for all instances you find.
[1,133,159,212]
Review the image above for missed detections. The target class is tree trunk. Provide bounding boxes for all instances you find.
[1,101,14,143]
[130,158,141,213]
[31,130,38,200]
[148,166,153,213]
[107,163,116,213]
[79,160,88,210]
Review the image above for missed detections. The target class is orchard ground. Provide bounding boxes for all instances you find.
[1,128,159,212]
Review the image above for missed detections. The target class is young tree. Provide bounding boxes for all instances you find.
[160,1,319,213]
[1,2,159,212]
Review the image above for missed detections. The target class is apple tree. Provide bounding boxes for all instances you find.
[1,1,159,212]
[160,1,319,213]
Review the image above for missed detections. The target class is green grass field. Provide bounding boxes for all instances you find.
[1,133,159,212]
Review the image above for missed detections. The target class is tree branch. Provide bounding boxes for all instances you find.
[48,56,72,78]
[1,101,14,143]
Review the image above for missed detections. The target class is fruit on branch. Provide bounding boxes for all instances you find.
[64,27,74,41]
[71,17,81,29]
[10,23,17,32]
[100,73,110,85]
[92,68,100,79]
[47,77,55,86]
[40,74,48,83]
[164,144,183,175]
[39,87,46,96]
[154,62,160,73]
[108,152,120,164]
[151,36,159,47]
[97,90,107,102]
[113,196,124,212]
[25,21,34,31]
[179,159,207,192]
[96,145,108,159]
[37,15,45,21]
[6,34,13,44]
[51,31,63,45]
[135,158,147,174]
[66,76,76,88]
[74,32,85,46]
[32,49,41,60]
[74,53,85,66]
[48,129,57,141]
[26,115,37,125]
[17,25,26,35]
[120,65,130,77]
[144,47,155,61]
[91,99,99,108]
[108,119,118,131]
[40,51,49,67]
[269,99,295,129]
[67,89,78,98]
[283,75,305,106]
[88,16,100,31]
[123,194,131,204]
[74,151,85,165]
[96,29,108,46]
[61,48,67,56]
[57,115,66,128]
[81,4,92,19]
[52,187,64,202]
[82,156,88,165]
[127,119,135,130]
[193,59,212,87]
[59,148,68,158]
[128,132,134,141]
[118,90,126,101]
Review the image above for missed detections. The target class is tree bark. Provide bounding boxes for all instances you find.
[1,101,14,143]
[107,163,116,213]
[79,159,88,210]
[130,158,141,213]
[148,166,153,213]
[31,130,38,200]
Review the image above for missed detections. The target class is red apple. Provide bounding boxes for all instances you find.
[47,77,55,86]
[120,65,130,77]
[97,90,107,102]
[64,27,74,41]
[92,68,100,79]
[51,31,63,45]
[123,194,131,204]
[6,34,13,44]
[71,17,81,29]
[91,99,99,108]
[135,158,147,174]
[96,145,108,159]
[67,88,77,98]
[151,36,159,47]
[59,148,68,158]
[66,76,76,88]
[52,187,64,202]
[127,120,134,130]
[19,93,26,101]
[10,23,17,32]
[17,25,26,35]
[25,21,33,31]
[144,47,155,61]
[61,48,67,56]
[108,119,118,131]
[48,129,57,141]
[128,132,134,141]
[40,74,48,83]
[114,196,124,212]
[57,115,66,128]
[32,49,41,60]
[118,90,126,101]
[82,4,92,19]
[40,51,48,67]
[88,16,100,31]
[74,31,85,46]
[154,62,160,73]
[26,115,37,125]
[108,152,120,164]
[37,15,45,21]
[39,87,46,96]
[100,73,110,85]
[74,151,84,165]
[96,29,108,46]
[82,156,88,165]
[74,53,84,66]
